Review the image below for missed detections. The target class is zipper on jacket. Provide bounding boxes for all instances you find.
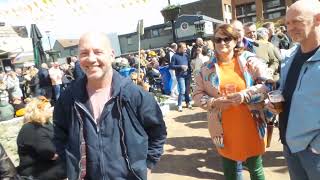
[116,98,143,180]
[76,97,116,178]
[297,66,308,91]
[74,106,84,180]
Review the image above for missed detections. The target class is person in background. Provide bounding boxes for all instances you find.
[191,47,209,76]
[231,20,257,53]
[17,96,66,180]
[5,69,23,102]
[0,96,14,122]
[15,68,26,100]
[244,22,257,41]
[191,38,204,59]
[193,24,271,180]
[38,63,52,100]
[170,42,192,112]
[166,43,179,98]
[255,27,282,81]
[49,62,63,101]
[262,22,280,49]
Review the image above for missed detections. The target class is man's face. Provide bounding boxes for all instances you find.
[178,44,187,53]
[79,34,114,81]
[244,24,257,40]
[196,38,203,46]
[268,24,275,37]
[285,9,315,43]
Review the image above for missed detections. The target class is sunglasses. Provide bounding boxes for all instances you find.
[213,37,233,44]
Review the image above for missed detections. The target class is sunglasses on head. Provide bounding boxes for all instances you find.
[213,37,233,44]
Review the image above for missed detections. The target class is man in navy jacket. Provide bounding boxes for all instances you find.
[53,32,167,180]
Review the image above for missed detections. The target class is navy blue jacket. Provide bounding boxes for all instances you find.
[53,71,167,180]
[38,68,52,88]
[169,52,191,77]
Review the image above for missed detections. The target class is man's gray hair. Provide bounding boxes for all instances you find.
[256,27,269,40]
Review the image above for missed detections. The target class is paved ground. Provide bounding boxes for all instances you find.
[150,107,290,180]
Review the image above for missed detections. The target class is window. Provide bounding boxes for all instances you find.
[127,37,133,45]
[264,0,281,9]
[236,6,244,16]
[159,28,171,36]
[266,11,281,19]
[236,3,255,16]
[264,9,285,19]
[224,4,231,13]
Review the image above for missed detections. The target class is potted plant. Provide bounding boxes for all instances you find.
[161,4,181,22]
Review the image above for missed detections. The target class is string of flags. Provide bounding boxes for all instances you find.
[0,0,150,25]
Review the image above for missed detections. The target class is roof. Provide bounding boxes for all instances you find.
[56,39,79,48]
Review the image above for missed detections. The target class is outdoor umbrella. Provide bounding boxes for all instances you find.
[30,24,47,67]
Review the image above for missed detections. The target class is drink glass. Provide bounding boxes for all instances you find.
[224,84,237,95]
[268,90,284,111]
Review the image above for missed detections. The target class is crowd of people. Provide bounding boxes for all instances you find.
[0,0,319,179]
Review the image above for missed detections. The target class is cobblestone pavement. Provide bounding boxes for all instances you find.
[150,107,290,180]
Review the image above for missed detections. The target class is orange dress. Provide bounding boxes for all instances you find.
[217,58,265,161]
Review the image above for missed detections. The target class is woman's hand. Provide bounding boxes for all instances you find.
[226,92,244,105]
[209,97,234,110]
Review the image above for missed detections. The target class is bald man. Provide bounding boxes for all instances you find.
[268,1,320,179]
[53,32,167,180]
[231,20,257,53]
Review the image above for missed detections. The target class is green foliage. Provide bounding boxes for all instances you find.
[162,4,181,11]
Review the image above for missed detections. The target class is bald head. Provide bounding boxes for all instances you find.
[79,32,111,52]
[288,0,320,16]
[231,20,244,40]
[286,0,320,52]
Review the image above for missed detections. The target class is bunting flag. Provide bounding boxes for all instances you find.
[0,0,151,25]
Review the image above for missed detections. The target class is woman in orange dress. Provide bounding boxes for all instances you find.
[193,24,272,180]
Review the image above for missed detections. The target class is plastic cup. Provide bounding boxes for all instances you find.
[268,90,284,110]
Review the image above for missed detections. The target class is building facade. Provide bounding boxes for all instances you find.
[180,0,232,23]
[231,0,299,23]
[118,15,223,54]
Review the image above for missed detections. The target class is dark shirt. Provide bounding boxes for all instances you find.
[279,46,320,145]
[169,52,191,77]
[38,68,51,88]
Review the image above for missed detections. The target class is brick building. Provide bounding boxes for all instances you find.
[180,0,232,23]
[231,0,299,23]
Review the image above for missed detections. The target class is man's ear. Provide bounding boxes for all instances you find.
[315,13,320,26]
[110,49,115,58]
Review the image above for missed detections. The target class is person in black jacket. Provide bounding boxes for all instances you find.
[17,97,66,180]
[38,63,52,100]
[0,143,20,180]
[53,32,167,180]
